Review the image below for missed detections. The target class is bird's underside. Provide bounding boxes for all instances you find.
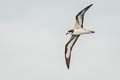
[65,4,94,69]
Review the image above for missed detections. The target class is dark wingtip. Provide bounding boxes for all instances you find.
[67,64,70,69]
[66,62,70,69]
[89,4,93,7]
[90,4,93,6]
[86,4,93,9]
[66,58,70,69]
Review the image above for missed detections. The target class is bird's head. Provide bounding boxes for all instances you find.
[66,29,74,35]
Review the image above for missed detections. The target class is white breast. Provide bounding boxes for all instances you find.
[72,29,90,35]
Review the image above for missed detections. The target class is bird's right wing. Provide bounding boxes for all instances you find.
[65,35,80,69]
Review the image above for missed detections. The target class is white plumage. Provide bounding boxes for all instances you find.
[65,4,95,69]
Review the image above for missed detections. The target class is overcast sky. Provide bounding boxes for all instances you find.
[0,0,120,80]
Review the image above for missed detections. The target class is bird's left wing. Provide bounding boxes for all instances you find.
[74,4,93,29]
[65,35,80,69]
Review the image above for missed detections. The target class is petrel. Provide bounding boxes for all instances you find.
[65,4,95,69]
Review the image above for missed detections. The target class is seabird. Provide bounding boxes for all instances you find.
[65,4,95,69]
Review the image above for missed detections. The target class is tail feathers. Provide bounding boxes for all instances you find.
[90,31,95,33]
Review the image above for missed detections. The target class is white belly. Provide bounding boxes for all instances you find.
[72,29,90,35]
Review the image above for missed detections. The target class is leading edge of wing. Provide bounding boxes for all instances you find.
[65,35,80,69]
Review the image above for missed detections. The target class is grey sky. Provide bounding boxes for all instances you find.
[0,0,120,80]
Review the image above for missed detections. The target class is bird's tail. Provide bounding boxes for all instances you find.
[90,31,95,33]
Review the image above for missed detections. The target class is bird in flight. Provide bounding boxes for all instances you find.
[65,4,95,69]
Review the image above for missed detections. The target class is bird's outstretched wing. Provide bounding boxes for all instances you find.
[65,35,80,69]
[74,4,93,29]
